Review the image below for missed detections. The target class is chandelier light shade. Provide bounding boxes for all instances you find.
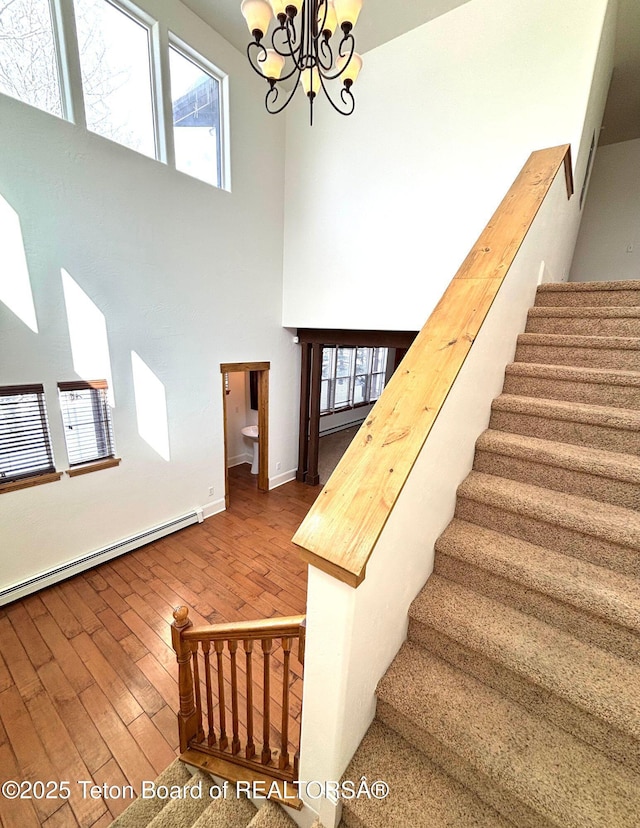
[240,0,364,124]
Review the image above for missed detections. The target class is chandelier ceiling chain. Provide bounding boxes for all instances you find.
[241,0,364,124]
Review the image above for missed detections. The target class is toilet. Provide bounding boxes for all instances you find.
[241,425,259,474]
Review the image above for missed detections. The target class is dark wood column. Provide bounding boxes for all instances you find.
[296,342,312,482]
[306,344,323,486]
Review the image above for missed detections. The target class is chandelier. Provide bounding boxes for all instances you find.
[240,0,364,124]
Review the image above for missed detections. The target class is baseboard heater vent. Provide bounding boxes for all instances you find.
[0,510,201,606]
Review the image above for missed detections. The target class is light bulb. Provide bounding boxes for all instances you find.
[241,0,273,39]
[336,52,362,86]
[318,1,337,36]
[259,49,286,80]
[334,0,362,32]
[300,66,321,97]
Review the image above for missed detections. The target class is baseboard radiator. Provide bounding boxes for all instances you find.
[0,509,202,605]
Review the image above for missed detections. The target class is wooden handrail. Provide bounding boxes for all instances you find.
[180,613,306,642]
[171,606,306,791]
[292,145,573,588]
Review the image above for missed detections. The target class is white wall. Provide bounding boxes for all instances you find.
[0,0,300,597]
[225,372,251,466]
[570,138,640,282]
[282,0,613,331]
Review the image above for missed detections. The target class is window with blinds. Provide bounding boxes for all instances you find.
[58,380,115,466]
[0,384,56,484]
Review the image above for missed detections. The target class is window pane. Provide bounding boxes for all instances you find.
[373,347,388,373]
[334,376,351,408]
[170,46,221,187]
[0,0,63,117]
[74,0,156,157]
[336,347,354,378]
[320,379,329,414]
[355,347,370,376]
[370,373,385,400]
[322,348,333,380]
[353,375,366,405]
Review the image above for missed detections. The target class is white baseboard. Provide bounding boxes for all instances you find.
[227,452,252,468]
[269,468,298,489]
[0,510,201,606]
[202,497,226,519]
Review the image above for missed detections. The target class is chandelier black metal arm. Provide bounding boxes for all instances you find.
[242,0,363,124]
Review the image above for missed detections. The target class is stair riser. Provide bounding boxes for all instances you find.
[535,290,640,307]
[407,621,640,775]
[474,449,640,511]
[489,409,640,455]
[455,496,640,577]
[375,699,553,828]
[502,374,640,409]
[526,316,640,337]
[515,343,640,371]
[433,552,640,662]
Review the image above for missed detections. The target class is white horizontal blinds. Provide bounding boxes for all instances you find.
[0,384,56,483]
[58,380,114,465]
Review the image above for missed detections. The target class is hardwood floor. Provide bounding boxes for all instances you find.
[0,465,318,827]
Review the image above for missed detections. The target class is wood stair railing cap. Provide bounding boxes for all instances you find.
[293,144,573,589]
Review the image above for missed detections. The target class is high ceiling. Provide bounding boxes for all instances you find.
[180,0,640,146]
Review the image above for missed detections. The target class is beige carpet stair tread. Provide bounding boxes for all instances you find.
[376,643,640,828]
[491,394,640,430]
[517,332,640,350]
[504,361,640,386]
[528,305,640,318]
[247,801,298,827]
[192,796,256,828]
[457,471,640,549]
[476,429,640,483]
[110,759,192,827]
[536,280,640,292]
[435,519,640,632]
[147,771,213,828]
[409,575,640,740]
[340,720,513,828]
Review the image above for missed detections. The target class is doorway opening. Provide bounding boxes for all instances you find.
[220,361,269,507]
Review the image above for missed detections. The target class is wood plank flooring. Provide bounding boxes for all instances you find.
[0,465,318,827]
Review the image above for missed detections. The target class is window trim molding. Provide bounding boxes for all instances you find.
[0,471,63,494]
[66,456,121,476]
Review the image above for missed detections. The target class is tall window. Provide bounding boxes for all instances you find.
[73,0,156,157]
[0,384,56,484]
[321,347,388,415]
[58,380,115,466]
[169,42,222,187]
[0,0,63,117]
[0,0,228,186]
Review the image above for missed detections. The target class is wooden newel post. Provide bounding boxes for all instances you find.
[171,606,199,753]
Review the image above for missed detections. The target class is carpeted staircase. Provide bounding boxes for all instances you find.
[341,280,640,827]
[110,759,302,828]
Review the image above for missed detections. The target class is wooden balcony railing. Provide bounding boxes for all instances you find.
[171,607,306,803]
[293,144,574,588]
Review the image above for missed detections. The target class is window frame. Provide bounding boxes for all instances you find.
[57,379,120,474]
[320,346,389,416]
[0,383,61,493]
[168,32,228,190]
